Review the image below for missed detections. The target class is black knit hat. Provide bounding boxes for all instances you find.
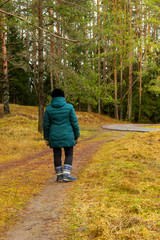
[51,88,65,98]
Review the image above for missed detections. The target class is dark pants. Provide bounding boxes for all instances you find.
[53,147,73,167]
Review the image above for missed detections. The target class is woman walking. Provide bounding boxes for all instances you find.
[43,88,80,182]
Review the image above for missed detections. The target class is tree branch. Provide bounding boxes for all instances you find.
[123,77,139,100]
[0,8,79,42]
[0,0,10,8]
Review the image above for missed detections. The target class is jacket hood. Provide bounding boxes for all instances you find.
[51,97,66,108]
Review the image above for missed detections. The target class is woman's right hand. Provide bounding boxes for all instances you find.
[75,138,79,144]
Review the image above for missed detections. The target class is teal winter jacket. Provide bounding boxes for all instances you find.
[43,97,80,148]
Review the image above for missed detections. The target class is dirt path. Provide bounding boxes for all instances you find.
[4,130,125,240]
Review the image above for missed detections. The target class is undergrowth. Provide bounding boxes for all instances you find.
[64,131,160,240]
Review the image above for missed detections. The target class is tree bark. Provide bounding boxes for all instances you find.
[1,10,10,115]
[32,0,38,94]
[33,31,37,93]
[49,8,54,92]
[113,0,118,120]
[26,0,30,86]
[120,0,123,121]
[139,0,143,121]
[38,0,44,133]
[128,0,132,122]
[85,24,91,112]
[97,0,101,114]
[103,2,106,84]
[92,0,96,70]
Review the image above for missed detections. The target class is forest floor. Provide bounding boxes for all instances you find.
[0,104,119,239]
[0,105,160,240]
[3,130,125,240]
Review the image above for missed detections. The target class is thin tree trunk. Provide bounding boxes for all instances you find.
[97,0,101,114]
[85,24,91,112]
[93,0,96,70]
[153,26,156,58]
[148,9,150,49]
[114,54,118,120]
[139,0,143,121]
[33,31,37,93]
[32,0,37,94]
[55,0,60,87]
[128,0,132,122]
[63,29,67,90]
[120,0,123,121]
[103,2,106,83]
[26,0,30,86]
[136,4,139,72]
[49,8,54,92]
[144,6,147,68]
[38,0,44,133]
[113,0,118,120]
[1,9,10,114]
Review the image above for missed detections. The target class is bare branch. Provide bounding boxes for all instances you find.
[0,0,10,8]
[0,8,79,42]
[123,77,139,100]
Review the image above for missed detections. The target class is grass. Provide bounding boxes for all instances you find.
[0,104,116,237]
[0,105,52,236]
[0,104,44,164]
[64,131,160,240]
[142,125,160,129]
[2,104,159,239]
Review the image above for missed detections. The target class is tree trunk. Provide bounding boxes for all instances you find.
[92,0,96,70]
[103,2,106,84]
[113,0,118,120]
[26,0,30,86]
[114,54,118,120]
[33,31,37,93]
[32,0,38,94]
[85,24,91,113]
[128,0,132,122]
[139,0,143,121]
[55,0,60,87]
[38,0,44,133]
[136,4,139,72]
[97,0,101,114]
[49,8,54,92]
[120,0,123,121]
[1,10,10,115]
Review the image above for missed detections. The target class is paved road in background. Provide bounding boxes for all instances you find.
[102,124,160,132]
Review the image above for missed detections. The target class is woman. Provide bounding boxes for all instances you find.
[43,88,80,182]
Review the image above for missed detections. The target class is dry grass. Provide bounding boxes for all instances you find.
[64,131,160,240]
[0,104,117,237]
[0,105,51,236]
[0,104,44,164]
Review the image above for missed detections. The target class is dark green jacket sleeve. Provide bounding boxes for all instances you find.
[43,109,50,140]
[70,106,80,140]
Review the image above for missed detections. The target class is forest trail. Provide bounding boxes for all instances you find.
[4,130,125,240]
